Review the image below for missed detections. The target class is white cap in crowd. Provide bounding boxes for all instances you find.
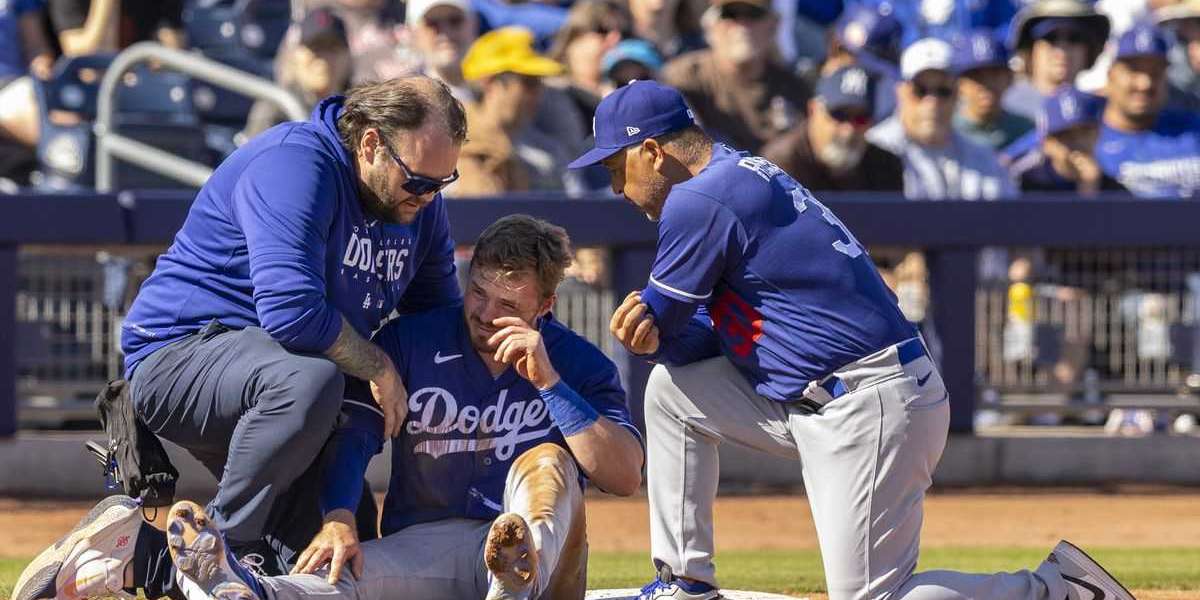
[900,38,954,81]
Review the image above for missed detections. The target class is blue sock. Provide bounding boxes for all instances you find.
[676,577,716,593]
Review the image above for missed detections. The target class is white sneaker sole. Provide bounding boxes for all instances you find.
[167,501,259,600]
[1053,540,1136,600]
[484,512,538,600]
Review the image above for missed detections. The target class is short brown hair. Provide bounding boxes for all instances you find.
[471,215,573,299]
[548,0,629,64]
[337,76,468,153]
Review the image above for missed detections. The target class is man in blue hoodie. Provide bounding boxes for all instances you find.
[10,77,467,600]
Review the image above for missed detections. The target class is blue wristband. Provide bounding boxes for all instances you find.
[538,380,600,436]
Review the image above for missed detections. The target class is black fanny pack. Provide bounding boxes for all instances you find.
[87,379,179,508]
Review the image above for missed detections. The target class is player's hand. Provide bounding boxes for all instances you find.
[488,316,561,389]
[369,359,408,438]
[610,291,660,356]
[291,509,363,585]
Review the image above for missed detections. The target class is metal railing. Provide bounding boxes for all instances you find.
[94,42,307,192]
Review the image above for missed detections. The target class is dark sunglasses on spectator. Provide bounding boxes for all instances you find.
[912,83,954,99]
[720,4,768,22]
[1042,31,1088,46]
[829,109,872,128]
[382,142,459,196]
[425,14,465,29]
[590,25,614,35]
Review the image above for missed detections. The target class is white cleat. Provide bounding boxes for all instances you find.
[1048,540,1136,600]
[166,501,260,600]
[484,512,539,600]
[11,495,143,600]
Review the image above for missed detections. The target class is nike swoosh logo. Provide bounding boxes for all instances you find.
[916,371,932,386]
[433,351,463,364]
[1062,574,1106,600]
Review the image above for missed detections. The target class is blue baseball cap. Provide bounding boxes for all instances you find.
[1115,23,1170,61]
[1029,16,1088,41]
[816,65,876,114]
[601,39,664,78]
[954,31,1009,75]
[567,80,695,169]
[836,3,903,75]
[1038,87,1104,137]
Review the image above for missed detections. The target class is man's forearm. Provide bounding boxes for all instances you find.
[324,316,389,380]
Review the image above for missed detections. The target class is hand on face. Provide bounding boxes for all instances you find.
[487,316,561,389]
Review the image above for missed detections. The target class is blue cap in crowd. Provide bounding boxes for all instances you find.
[836,3,903,75]
[601,39,664,78]
[1115,24,1170,61]
[954,31,1009,75]
[1029,16,1088,41]
[568,80,695,168]
[816,65,876,114]
[1038,87,1105,137]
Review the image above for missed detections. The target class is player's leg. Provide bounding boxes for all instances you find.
[790,348,1074,600]
[488,442,588,600]
[130,324,344,568]
[642,356,801,595]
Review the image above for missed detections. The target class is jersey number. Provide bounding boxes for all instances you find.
[790,187,865,258]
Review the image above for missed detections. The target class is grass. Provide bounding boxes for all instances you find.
[4,548,1198,598]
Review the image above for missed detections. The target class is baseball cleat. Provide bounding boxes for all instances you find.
[11,495,142,600]
[1048,540,1136,600]
[638,564,722,600]
[166,501,260,600]
[484,512,539,600]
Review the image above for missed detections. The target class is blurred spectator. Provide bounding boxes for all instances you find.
[868,37,1017,200]
[627,0,704,60]
[853,0,1020,49]
[601,38,663,91]
[1097,24,1200,197]
[661,0,811,154]
[472,0,568,47]
[761,65,903,190]
[408,0,480,100]
[0,0,54,152]
[286,0,415,85]
[454,27,569,195]
[1003,0,1110,121]
[547,0,628,131]
[953,30,1034,151]
[818,3,901,123]
[243,8,352,138]
[47,0,185,56]
[1157,0,1200,111]
[1011,87,1124,194]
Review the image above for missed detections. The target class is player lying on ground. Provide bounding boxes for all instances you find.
[13,215,643,600]
[570,80,1135,600]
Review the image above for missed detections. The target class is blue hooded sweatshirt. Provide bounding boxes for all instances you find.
[120,96,461,377]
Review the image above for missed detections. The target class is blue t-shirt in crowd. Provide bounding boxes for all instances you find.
[640,144,917,402]
[325,305,637,535]
[1097,110,1200,198]
[121,96,460,376]
[0,0,42,81]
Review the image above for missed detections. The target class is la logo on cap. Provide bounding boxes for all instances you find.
[626,126,641,136]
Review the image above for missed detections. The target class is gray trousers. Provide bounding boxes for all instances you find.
[259,443,588,600]
[130,322,345,553]
[644,340,1068,600]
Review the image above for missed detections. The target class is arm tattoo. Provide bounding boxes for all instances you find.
[324,316,388,380]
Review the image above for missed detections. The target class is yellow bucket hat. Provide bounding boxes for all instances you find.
[462,26,565,81]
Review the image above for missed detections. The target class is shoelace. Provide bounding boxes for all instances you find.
[639,576,671,596]
[238,553,269,578]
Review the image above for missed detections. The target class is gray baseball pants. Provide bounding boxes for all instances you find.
[644,339,1068,600]
[257,443,588,600]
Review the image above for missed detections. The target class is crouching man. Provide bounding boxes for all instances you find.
[163,214,644,600]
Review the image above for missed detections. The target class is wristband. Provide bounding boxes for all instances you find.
[538,380,600,436]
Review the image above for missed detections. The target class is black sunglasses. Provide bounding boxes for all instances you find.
[829,109,872,128]
[1042,31,1089,46]
[720,4,768,22]
[382,142,459,196]
[912,83,955,99]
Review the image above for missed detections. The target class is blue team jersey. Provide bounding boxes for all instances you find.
[121,97,460,376]
[1097,110,1200,198]
[643,144,916,401]
[340,305,637,535]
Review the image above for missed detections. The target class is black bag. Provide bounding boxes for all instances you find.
[87,379,179,507]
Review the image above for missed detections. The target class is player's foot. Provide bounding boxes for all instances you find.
[484,512,539,600]
[11,495,142,600]
[638,564,721,600]
[1048,540,1135,600]
[166,501,261,600]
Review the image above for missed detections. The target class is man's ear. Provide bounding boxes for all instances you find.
[537,293,557,322]
[642,138,666,171]
[360,128,381,164]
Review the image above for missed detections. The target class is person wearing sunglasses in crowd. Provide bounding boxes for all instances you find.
[761,65,903,191]
[868,38,1017,200]
[660,0,811,154]
[11,77,468,600]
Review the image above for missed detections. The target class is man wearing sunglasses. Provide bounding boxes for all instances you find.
[761,65,903,191]
[18,77,469,600]
[868,37,1017,200]
[660,0,810,154]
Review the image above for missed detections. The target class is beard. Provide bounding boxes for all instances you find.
[639,171,673,221]
[359,165,406,224]
[817,137,867,173]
